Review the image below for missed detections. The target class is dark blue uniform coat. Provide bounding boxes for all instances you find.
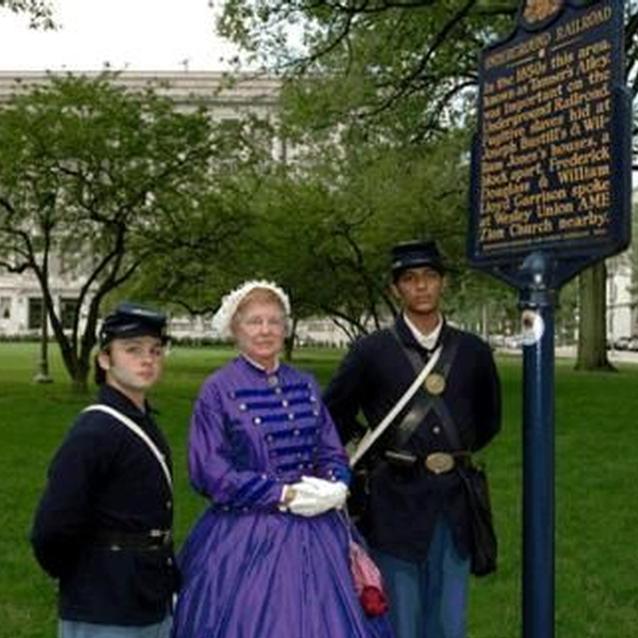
[31,385,177,626]
[323,316,501,562]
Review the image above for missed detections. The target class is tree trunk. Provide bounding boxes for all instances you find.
[575,261,615,371]
[33,301,53,383]
[70,359,91,394]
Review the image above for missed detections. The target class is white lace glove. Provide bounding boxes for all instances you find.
[287,476,348,517]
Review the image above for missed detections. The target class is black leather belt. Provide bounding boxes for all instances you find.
[93,529,172,551]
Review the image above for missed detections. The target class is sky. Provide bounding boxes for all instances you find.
[0,0,241,71]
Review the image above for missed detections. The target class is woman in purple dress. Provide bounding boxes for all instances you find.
[172,281,393,638]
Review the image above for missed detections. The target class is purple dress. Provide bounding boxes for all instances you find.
[172,356,393,638]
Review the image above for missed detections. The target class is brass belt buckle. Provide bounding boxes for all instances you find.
[425,452,455,474]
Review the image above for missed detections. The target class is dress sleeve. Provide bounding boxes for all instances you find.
[30,420,114,578]
[188,383,283,510]
[322,340,368,445]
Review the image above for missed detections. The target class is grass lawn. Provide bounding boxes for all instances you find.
[1,342,637,637]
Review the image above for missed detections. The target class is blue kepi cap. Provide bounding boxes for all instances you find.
[99,302,168,348]
[391,240,446,279]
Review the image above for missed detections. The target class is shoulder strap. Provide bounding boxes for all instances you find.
[83,404,173,490]
[390,327,463,449]
[349,345,441,467]
[392,325,460,381]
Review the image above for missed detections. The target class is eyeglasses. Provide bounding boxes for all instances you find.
[240,316,287,331]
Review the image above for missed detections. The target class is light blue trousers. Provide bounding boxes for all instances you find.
[59,615,171,638]
[374,519,470,638]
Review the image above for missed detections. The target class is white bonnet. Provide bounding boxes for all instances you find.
[211,280,291,341]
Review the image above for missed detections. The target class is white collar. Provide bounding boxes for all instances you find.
[241,353,280,373]
[403,312,443,351]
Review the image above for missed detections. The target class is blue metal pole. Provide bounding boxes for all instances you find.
[519,253,555,638]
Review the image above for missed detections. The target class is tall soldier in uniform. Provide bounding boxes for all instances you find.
[31,302,178,638]
[323,241,501,638]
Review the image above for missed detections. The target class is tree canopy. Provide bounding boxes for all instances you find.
[0,0,54,28]
[0,73,249,389]
[214,0,638,366]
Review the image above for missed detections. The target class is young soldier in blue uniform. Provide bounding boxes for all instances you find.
[323,241,501,638]
[31,302,177,638]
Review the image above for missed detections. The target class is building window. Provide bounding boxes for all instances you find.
[60,298,79,330]
[0,297,10,320]
[28,298,44,330]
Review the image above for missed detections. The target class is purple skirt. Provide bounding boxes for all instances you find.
[172,508,394,638]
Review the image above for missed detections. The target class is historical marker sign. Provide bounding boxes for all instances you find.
[466,4,631,636]
[468,0,630,273]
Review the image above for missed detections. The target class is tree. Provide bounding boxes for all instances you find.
[289,135,473,330]
[0,73,235,391]
[219,0,519,141]
[575,262,614,370]
[574,0,638,369]
[218,0,638,367]
[0,0,54,28]
[124,119,481,354]
[215,1,518,340]
[120,116,279,317]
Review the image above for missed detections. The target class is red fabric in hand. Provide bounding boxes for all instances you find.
[349,540,390,617]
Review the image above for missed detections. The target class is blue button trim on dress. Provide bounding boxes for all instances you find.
[243,396,311,410]
[233,388,278,398]
[269,444,315,457]
[232,383,309,399]
[277,460,315,472]
[256,413,293,424]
